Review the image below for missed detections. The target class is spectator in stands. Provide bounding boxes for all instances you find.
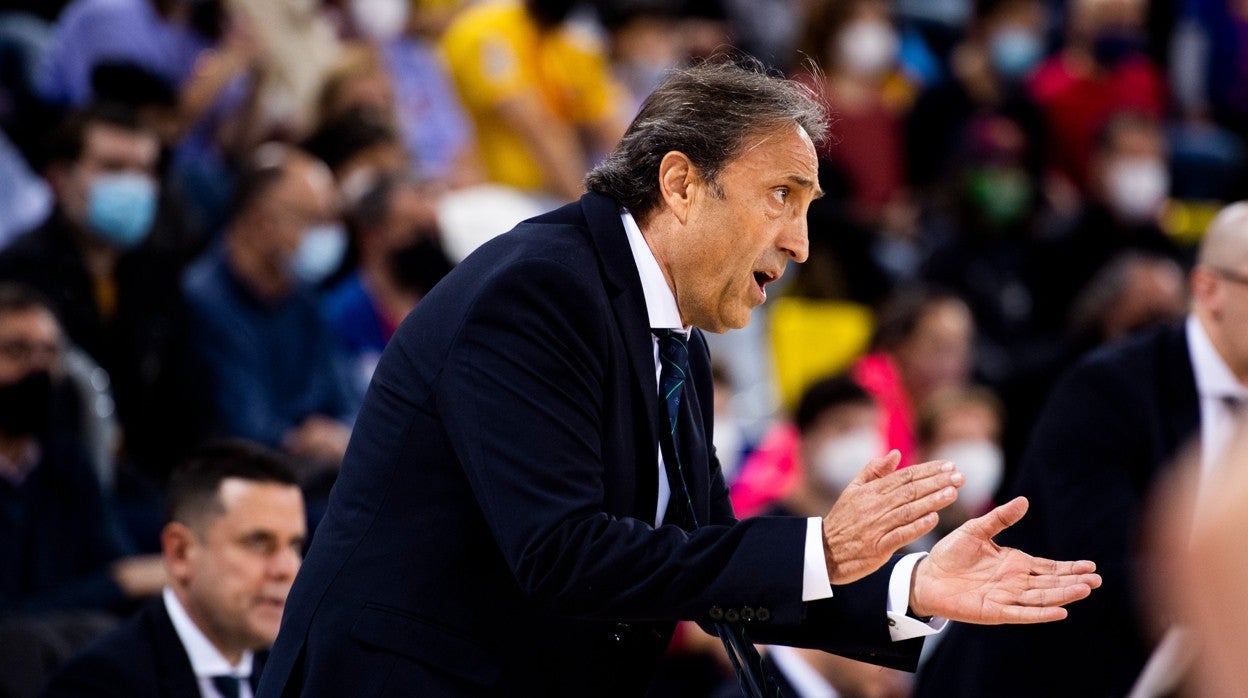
[915,384,1007,530]
[439,0,630,204]
[1025,0,1165,196]
[0,283,164,698]
[43,439,306,698]
[0,104,196,488]
[851,285,977,466]
[325,172,453,401]
[744,374,912,698]
[181,144,357,487]
[333,1,482,189]
[905,0,1050,197]
[1025,110,1186,339]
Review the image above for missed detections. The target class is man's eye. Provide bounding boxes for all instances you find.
[774,188,789,203]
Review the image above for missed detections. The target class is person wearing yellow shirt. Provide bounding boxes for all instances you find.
[440,0,630,203]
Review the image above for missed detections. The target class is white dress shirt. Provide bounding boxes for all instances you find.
[163,587,255,698]
[1186,315,1248,485]
[620,211,942,640]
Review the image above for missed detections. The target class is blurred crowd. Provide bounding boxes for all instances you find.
[0,0,1245,696]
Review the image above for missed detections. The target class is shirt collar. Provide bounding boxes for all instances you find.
[162,587,254,680]
[1187,315,1248,402]
[620,209,687,333]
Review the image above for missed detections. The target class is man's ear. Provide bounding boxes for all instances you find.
[161,522,198,585]
[658,151,697,225]
[1191,266,1221,318]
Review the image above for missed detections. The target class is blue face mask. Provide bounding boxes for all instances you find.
[989,28,1044,80]
[289,223,347,285]
[86,173,158,250]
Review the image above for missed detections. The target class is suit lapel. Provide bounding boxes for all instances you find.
[1160,323,1201,463]
[145,599,204,698]
[580,193,663,521]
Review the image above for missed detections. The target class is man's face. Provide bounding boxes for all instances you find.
[253,158,340,271]
[60,123,159,228]
[0,307,63,385]
[172,479,306,654]
[665,124,819,332]
[1205,261,1248,383]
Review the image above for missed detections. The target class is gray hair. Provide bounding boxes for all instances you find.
[585,55,828,222]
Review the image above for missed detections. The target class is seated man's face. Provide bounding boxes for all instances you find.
[178,478,307,651]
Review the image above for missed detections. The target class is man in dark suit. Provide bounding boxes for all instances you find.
[915,201,1248,697]
[259,58,1102,698]
[44,440,307,697]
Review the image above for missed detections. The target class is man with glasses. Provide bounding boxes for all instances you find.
[917,200,1248,697]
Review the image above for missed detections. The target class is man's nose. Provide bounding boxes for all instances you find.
[779,216,809,264]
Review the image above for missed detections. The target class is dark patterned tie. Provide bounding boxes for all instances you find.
[653,329,782,698]
[211,674,241,698]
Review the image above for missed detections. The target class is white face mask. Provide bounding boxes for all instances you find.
[350,0,410,42]
[837,20,899,77]
[813,427,885,492]
[1104,157,1169,223]
[931,440,1004,513]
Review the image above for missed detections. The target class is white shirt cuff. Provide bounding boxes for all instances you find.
[886,552,948,640]
[801,517,834,602]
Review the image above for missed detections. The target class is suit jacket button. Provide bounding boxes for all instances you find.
[887,618,897,627]
[756,607,770,622]
[724,609,740,623]
[741,606,755,622]
[709,606,724,621]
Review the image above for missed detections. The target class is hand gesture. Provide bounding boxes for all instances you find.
[822,450,962,585]
[909,496,1102,623]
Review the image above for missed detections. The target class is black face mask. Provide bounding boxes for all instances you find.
[0,370,55,437]
[388,235,454,296]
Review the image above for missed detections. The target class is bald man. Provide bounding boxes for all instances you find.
[916,201,1248,696]
[181,144,357,479]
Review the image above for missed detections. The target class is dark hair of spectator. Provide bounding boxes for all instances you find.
[90,61,178,111]
[46,102,149,167]
[0,282,58,321]
[585,54,828,222]
[794,0,869,70]
[226,144,307,222]
[164,439,299,528]
[869,284,970,353]
[302,109,401,176]
[794,373,875,435]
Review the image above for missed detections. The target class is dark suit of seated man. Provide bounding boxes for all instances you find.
[259,57,1102,698]
[43,440,306,697]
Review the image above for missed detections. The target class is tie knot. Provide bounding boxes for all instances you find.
[211,674,242,698]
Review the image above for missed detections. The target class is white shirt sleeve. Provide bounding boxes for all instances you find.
[801,520,947,640]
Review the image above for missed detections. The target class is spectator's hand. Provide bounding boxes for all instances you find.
[821,451,962,585]
[283,415,352,465]
[111,555,167,598]
[909,496,1101,623]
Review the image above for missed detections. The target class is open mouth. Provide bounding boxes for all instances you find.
[753,269,779,293]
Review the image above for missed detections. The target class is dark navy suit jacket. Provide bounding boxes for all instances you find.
[41,597,267,697]
[258,193,923,697]
[915,322,1201,698]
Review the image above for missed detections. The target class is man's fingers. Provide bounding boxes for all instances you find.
[853,449,903,485]
[878,510,941,553]
[997,606,1070,625]
[962,495,1029,540]
[1017,582,1095,607]
[1026,557,1100,580]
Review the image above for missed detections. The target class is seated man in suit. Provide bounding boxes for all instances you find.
[43,439,306,697]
